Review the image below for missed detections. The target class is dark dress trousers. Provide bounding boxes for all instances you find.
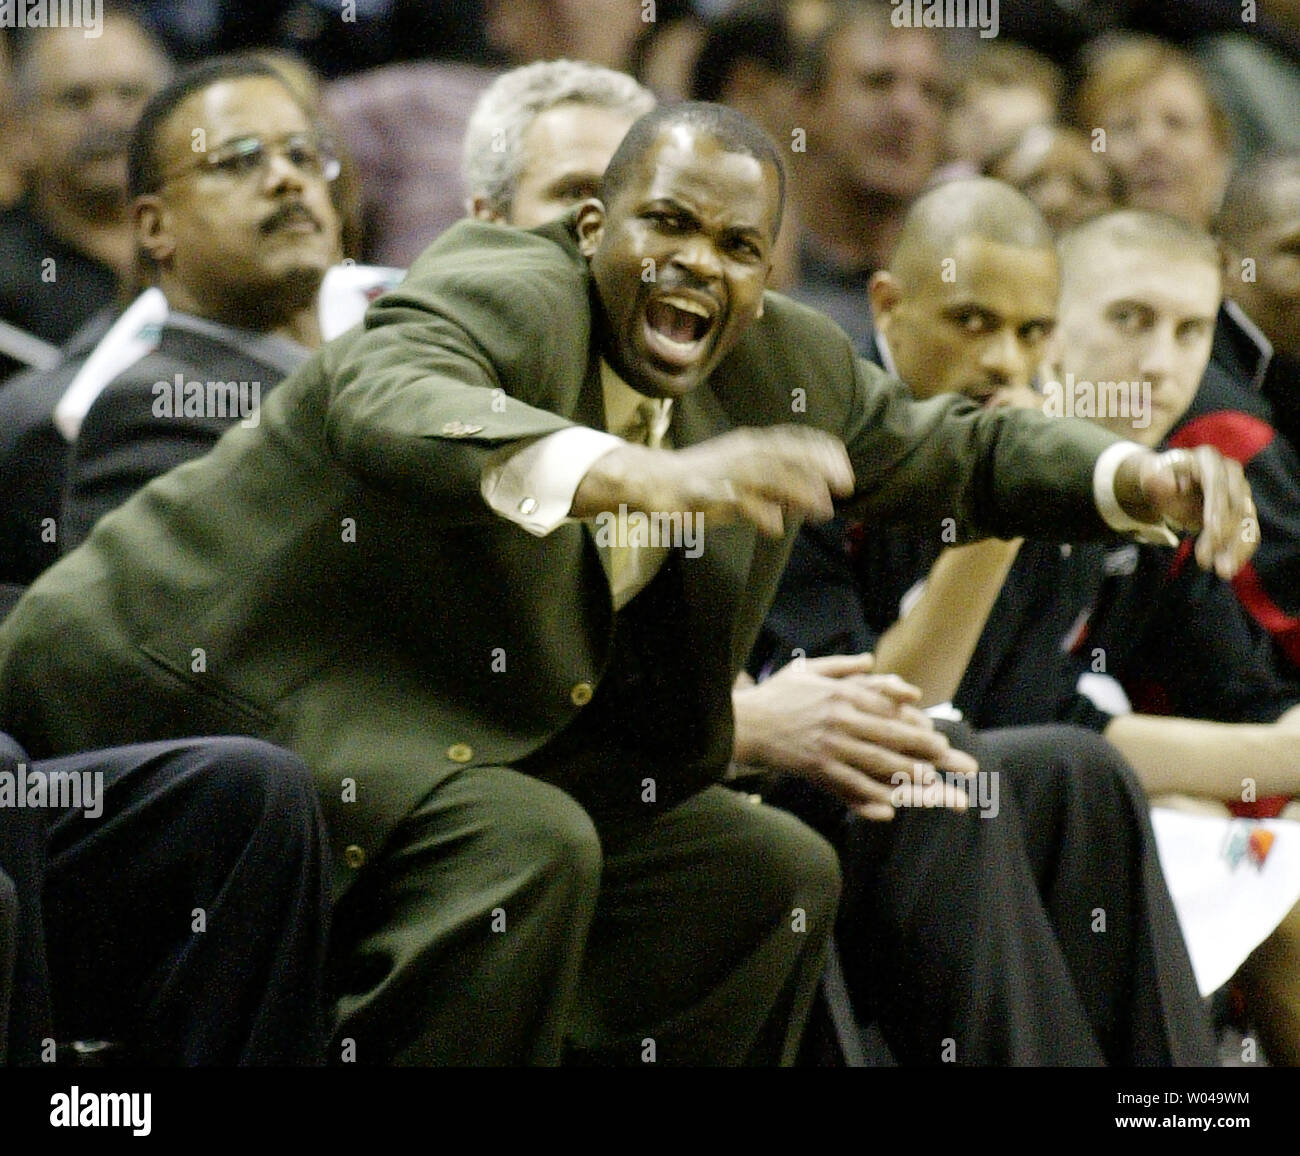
[0,732,331,1065]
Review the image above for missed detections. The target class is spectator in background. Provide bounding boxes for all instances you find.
[627,0,707,102]
[942,41,1061,177]
[0,14,171,381]
[986,124,1119,235]
[461,59,653,230]
[688,2,801,289]
[59,57,343,551]
[326,0,649,265]
[787,1,951,349]
[1075,34,1233,229]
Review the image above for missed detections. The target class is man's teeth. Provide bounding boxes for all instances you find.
[658,295,710,319]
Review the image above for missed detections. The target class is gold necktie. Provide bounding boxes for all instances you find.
[617,399,670,449]
[607,399,671,606]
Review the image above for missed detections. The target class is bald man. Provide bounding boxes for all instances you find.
[745,182,1217,1065]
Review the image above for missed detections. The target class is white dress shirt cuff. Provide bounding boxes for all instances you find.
[481,426,624,536]
[1092,441,1179,546]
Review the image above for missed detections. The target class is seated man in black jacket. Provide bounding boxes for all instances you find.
[58,55,343,550]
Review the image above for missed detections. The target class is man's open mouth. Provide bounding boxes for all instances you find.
[642,293,717,369]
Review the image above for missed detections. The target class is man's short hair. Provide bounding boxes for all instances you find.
[599,101,786,237]
[893,176,1054,265]
[127,55,316,198]
[1074,34,1234,157]
[793,0,951,98]
[462,59,655,219]
[1057,209,1221,293]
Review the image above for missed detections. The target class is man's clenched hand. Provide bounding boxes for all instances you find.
[571,425,854,536]
[1114,444,1258,578]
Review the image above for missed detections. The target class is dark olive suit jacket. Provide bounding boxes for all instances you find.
[0,214,1120,896]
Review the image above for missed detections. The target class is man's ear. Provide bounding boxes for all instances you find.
[868,270,900,329]
[575,197,606,258]
[134,196,175,265]
[468,195,507,224]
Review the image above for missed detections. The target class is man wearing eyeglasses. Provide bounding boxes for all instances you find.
[57,56,344,550]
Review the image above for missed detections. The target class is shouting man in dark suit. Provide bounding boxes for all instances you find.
[0,102,1260,1065]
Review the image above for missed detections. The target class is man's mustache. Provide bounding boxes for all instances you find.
[260,203,322,234]
[70,128,131,165]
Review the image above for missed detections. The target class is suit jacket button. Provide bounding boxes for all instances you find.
[447,742,474,763]
[570,681,594,706]
[344,844,367,869]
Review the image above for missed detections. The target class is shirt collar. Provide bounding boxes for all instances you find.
[1220,299,1273,392]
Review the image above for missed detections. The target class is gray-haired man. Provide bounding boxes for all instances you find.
[461,58,653,229]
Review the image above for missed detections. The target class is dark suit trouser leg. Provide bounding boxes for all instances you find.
[329,773,839,1066]
[979,725,1213,1065]
[831,724,1213,1065]
[41,737,332,1065]
[566,785,840,1066]
[329,766,604,1066]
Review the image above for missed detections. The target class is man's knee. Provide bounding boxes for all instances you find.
[468,770,603,897]
[169,736,321,825]
[987,723,1144,815]
[723,795,842,928]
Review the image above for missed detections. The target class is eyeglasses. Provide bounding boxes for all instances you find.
[157,134,342,188]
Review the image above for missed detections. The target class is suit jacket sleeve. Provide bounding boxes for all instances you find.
[322,218,597,524]
[839,346,1121,542]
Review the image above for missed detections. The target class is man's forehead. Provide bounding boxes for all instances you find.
[833,22,945,84]
[628,127,777,220]
[166,78,309,148]
[521,105,634,178]
[527,103,633,148]
[33,23,160,90]
[911,237,1057,311]
[1062,244,1220,314]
